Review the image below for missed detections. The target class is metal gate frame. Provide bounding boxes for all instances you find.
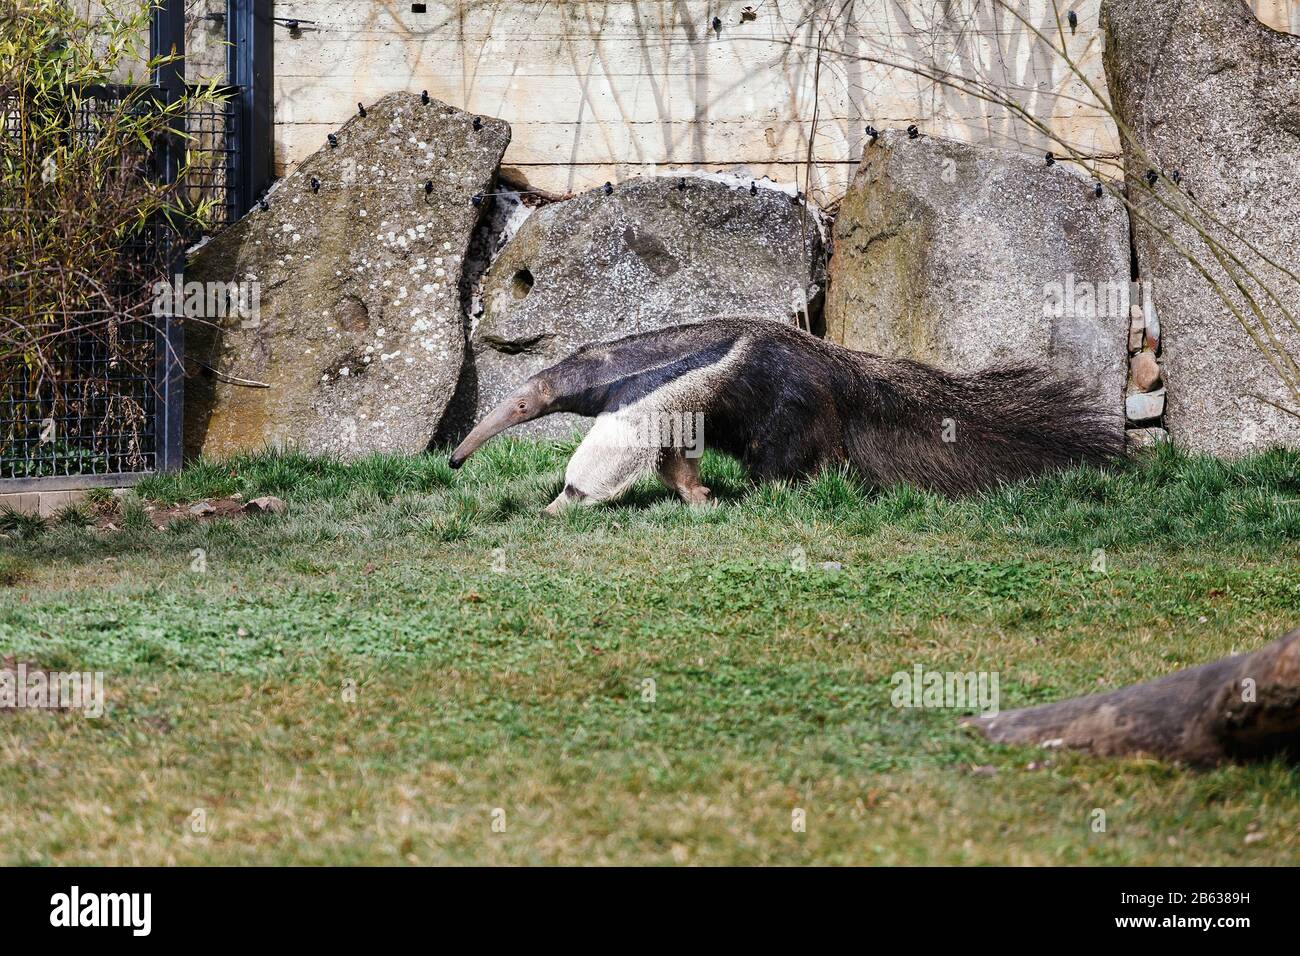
[0,0,271,493]
[156,0,274,476]
[152,0,186,477]
[229,0,275,219]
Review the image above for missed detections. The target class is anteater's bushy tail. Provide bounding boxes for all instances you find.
[844,356,1128,496]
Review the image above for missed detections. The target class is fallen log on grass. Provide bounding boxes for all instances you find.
[963,627,1300,764]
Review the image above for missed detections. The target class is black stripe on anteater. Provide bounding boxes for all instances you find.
[545,327,743,417]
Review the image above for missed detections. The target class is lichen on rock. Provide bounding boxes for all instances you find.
[459,175,827,439]
[1103,0,1300,455]
[825,130,1132,420]
[184,92,510,459]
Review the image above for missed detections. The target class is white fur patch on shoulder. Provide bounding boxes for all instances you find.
[560,336,750,503]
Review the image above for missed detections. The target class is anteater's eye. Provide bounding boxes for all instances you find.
[517,401,527,412]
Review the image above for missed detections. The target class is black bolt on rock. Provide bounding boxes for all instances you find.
[1145,168,1158,187]
[1045,151,1055,165]
[471,193,483,206]
[713,16,722,32]
[907,124,919,139]
[865,125,879,141]
[259,199,269,212]
[1093,181,1103,198]
[750,182,758,196]
[421,90,430,105]
[1068,10,1078,32]
[678,178,687,191]
[327,133,338,148]
[473,116,482,131]
[310,177,320,193]
[357,103,366,117]
[1172,170,1182,185]
[424,180,433,195]
[602,182,613,195]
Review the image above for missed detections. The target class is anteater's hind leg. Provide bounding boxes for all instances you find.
[656,450,711,505]
[542,414,660,515]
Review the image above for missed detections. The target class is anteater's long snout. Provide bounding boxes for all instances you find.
[448,382,548,468]
[448,400,514,468]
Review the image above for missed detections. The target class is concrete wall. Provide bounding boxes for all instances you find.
[260,0,1300,204]
[94,1,1300,202]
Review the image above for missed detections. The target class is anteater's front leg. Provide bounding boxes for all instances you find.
[542,414,660,515]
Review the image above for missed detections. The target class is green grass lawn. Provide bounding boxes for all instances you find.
[1,440,1298,865]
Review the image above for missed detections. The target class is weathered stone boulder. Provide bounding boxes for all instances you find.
[825,130,1131,417]
[185,92,509,458]
[460,176,826,438]
[1102,0,1300,454]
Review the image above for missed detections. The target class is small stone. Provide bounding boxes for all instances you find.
[819,561,843,571]
[1125,426,1169,450]
[188,502,216,516]
[1143,301,1161,353]
[1126,388,1165,422]
[244,496,287,515]
[1244,832,1265,845]
[1128,304,1145,352]
[1129,350,1162,392]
